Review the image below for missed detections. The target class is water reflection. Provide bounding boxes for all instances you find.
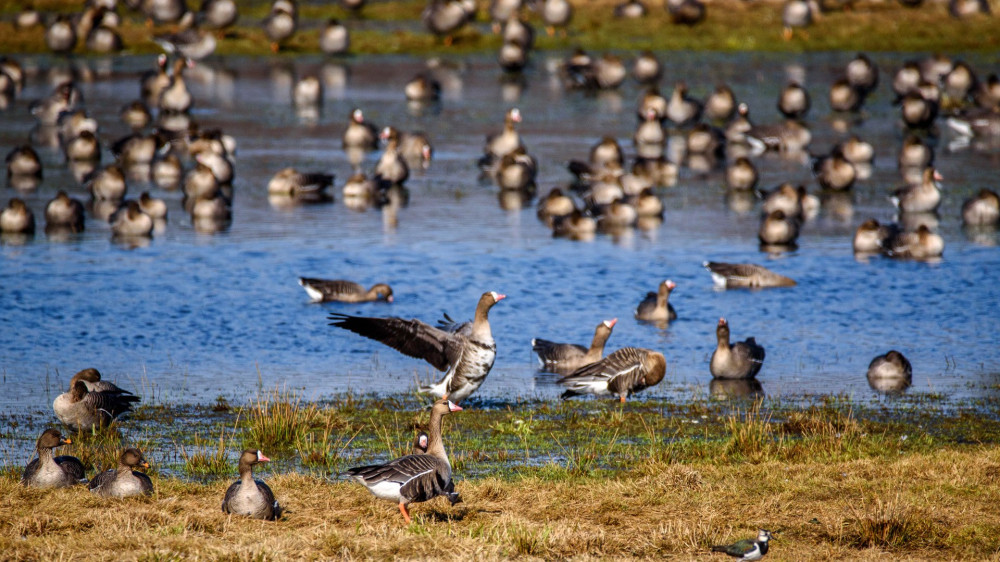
[710,378,764,399]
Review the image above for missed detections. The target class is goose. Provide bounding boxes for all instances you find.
[53,376,140,430]
[374,127,409,186]
[501,13,534,49]
[667,0,705,25]
[64,131,102,162]
[532,318,617,373]
[482,107,523,163]
[498,41,528,73]
[154,18,217,60]
[558,347,666,402]
[298,279,393,303]
[866,350,912,390]
[85,25,123,54]
[199,0,238,30]
[30,82,80,126]
[141,55,171,105]
[852,219,898,254]
[221,450,281,520]
[745,119,811,153]
[635,280,677,323]
[45,15,78,54]
[541,0,572,36]
[615,0,648,18]
[159,58,193,114]
[404,73,441,102]
[342,173,377,201]
[45,191,85,232]
[119,101,152,130]
[21,429,85,489]
[897,135,933,170]
[837,135,874,165]
[6,145,42,179]
[758,210,799,245]
[845,53,879,97]
[946,107,1000,138]
[552,209,597,240]
[704,84,737,122]
[110,201,154,238]
[142,0,188,25]
[631,51,660,84]
[70,368,137,395]
[263,2,297,52]
[422,0,472,42]
[320,19,349,55]
[267,167,333,197]
[710,318,765,379]
[899,91,938,129]
[884,225,944,260]
[778,81,810,119]
[725,157,758,192]
[782,0,812,40]
[666,82,702,127]
[489,0,522,29]
[812,147,857,191]
[973,73,1000,109]
[329,292,505,403]
[536,187,576,223]
[703,261,796,289]
[0,198,35,234]
[636,88,667,123]
[88,165,127,201]
[962,189,1000,226]
[139,192,168,220]
[342,108,378,151]
[829,78,863,112]
[345,398,462,523]
[89,448,153,498]
[153,153,183,188]
[949,0,990,18]
[634,107,666,149]
[891,167,942,213]
[399,131,434,170]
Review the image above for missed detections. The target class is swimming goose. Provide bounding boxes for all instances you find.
[0,198,35,234]
[329,292,505,403]
[837,135,874,165]
[891,167,942,213]
[398,131,434,170]
[758,210,799,245]
[778,81,810,119]
[973,73,1000,109]
[320,19,349,55]
[85,24,123,54]
[342,108,378,151]
[6,145,42,180]
[53,377,140,431]
[498,41,529,73]
[375,127,409,186]
[30,82,80,126]
[65,131,102,162]
[631,51,660,84]
[884,225,944,260]
[829,78,863,112]
[812,147,857,191]
[138,192,168,220]
[703,261,796,289]
[404,73,441,102]
[110,201,154,238]
[745,119,811,153]
[299,279,393,303]
[221,450,281,520]
[852,219,899,254]
[45,191,85,232]
[866,350,912,392]
[346,398,462,523]
[666,82,702,127]
[845,53,879,97]
[710,318,764,379]
[892,60,922,99]
[482,107,523,162]
[536,187,576,223]
[962,189,1000,226]
[532,318,617,374]
[897,135,934,170]
[899,92,938,129]
[88,165,127,201]
[704,84,737,122]
[725,157,758,192]
[119,101,152,130]
[267,167,334,197]
[552,209,597,240]
[558,347,666,402]
[89,448,153,498]
[635,280,677,324]
[21,429,85,489]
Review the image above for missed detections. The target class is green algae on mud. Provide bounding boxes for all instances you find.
[1,0,998,56]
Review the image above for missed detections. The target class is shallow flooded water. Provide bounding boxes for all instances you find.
[2,51,1000,419]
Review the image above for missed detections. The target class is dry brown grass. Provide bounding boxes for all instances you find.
[3,447,1000,560]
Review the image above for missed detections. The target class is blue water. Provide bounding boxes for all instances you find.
[2,53,999,415]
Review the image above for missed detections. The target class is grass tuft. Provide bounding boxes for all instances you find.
[842,495,931,550]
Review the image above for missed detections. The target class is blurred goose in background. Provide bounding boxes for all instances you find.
[342,0,365,12]
[375,127,409,186]
[329,292,505,403]
[725,157,758,192]
[745,119,811,153]
[501,12,534,48]
[532,318,617,374]
[759,210,799,245]
[630,51,660,84]
[141,55,171,105]
[867,351,912,393]
[86,23,123,54]
[481,107,523,166]
[900,91,938,129]
[615,0,648,17]
[45,191,86,232]
[221,450,281,520]
[154,13,217,60]
[973,73,1000,109]
[962,189,1000,226]
[405,73,441,102]
[139,192,168,220]
[666,82,702,127]
[45,15,78,54]
[782,0,813,40]
[6,145,42,180]
[812,147,857,191]
[541,0,572,36]
[635,279,677,324]
[837,135,874,165]
[88,165,127,201]
[1,198,35,234]
[30,82,79,126]
[891,167,942,213]
[853,219,899,254]
[897,134,933,170]
[941,61,976,110]
[267,167,333,199]
[299,279,393,303]
[885,225,943,260]
[120,100,152,130]
[704,84,736,122]
[845,53,879,97]
[343,108,378,151]
[320,19,349,55]
[947,107,1000,138]
[666,0,705,25]
[423,0,473,43]
[778,81,810,119]
[498,40,529,72]
[64,130,102,162]
[710,317,765,379]
[759,182,814,219]
[345,398,462,524]
[159,58,193,113]
[89,448,153,498]
[142,0,188,24]
[490,0,522,30]
[552,209,597,240]
[537,187,576,223]
[263,0,297,52]
[293,75,323,108]
[892,60,922,99]
[110,201,154,237]
[21,429,85,489]
[636,88,667,123]
[558,347,666,402]
[199,0,238,30]
[703,261,796,289]
[949,0,990,18]
[829,78,863,112]
[153,153,183,188]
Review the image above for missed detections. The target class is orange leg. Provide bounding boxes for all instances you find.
[270,42,280,53]
[398,502,412,524]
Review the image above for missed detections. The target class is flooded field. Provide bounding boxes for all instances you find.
[2,51,1000,430]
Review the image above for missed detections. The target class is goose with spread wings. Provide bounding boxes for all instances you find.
[328,291,505,403]
[558,346,666,402]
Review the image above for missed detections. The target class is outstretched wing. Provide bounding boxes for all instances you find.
[329,313,460,371]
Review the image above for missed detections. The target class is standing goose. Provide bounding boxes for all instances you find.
[710,318,765,379]
[53,378,141,431]
[558,347,667,402]
[221,450,281,520]
[345,398,462,523]
[532,318,617,373]
[541,0,572,36]
[263,1,297,52]
[666,82,702,127]
[89,448,153,498]
[635,280,677,324]
[159,58,193,114]
[374,127,410,187]
[758,210,799,246]
[482,107,523,164]
[329,292,505,403]
[21,429,85,489]
[298,278,393,303]
[703,262,796,289]
[320,19,349,55]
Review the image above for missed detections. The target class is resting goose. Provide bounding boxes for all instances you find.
[704,84,737,122]
[71,367,136,395]
[267,167,334,198]
[962,189,1000,226]
[891,167,942,213]
[342,108,378,151]
[778,81,810,119]
[532,318,616,373]
[666,82,702,127]
[21,429,85,489]
[884,225,944,260]
[635,280,677,324]
[703,262,796,289]
[6,145,42,179]
[110,201,155,238]
[725,157,758,192]
[346,398,462,523]
[483,108,523,163]
[89,448,153,498]
[558,347,666,402]
[852,219,899,254]
[375,127,410,187]
[758,210,799,245]
[45,191,85,233]
[709,317,765,379]
[299,279,393,303]
[221,450,281,520]
[53,377,140,431]
[329,292,505,403]
[866,350,912,392]
[541,0,572,35]
[0,198,35,234]
[812,147,857,191]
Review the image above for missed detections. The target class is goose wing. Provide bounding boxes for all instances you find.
[559,347,648,396]
[84,389,140,420]
[347,454,451,503]
[55,455,86,481]
[329,313,464,371]
[704,261,796,288]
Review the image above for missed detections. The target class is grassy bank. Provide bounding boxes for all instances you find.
[2,392,1000,559]
[1,0,998,57]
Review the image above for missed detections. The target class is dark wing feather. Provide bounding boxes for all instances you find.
[711,538,755,556]
[559,347,645,396]
[255,479,280,520]
[21,458,40,484]
[300,278,364,296]
[84,389,140,420]
[133,470,154,494]
[88,469,115,491]
[436,313,469,335]
[328,313,460,371]
[89,380,135,395]
[347,454,450,503]
[55,455,86,481]
[733,338,766,377]
[221,480,241,513]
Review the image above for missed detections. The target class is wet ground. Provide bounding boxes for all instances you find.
[2,52,1000,423]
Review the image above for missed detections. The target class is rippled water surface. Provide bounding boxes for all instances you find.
[2,52,1000,415]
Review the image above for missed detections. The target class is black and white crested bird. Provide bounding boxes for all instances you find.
[328,292,505,403]
[711,529,772,561]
